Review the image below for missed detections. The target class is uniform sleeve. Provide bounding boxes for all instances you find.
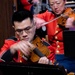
[0,39,16,62]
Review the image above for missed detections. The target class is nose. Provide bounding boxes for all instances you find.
[54,3,58,8]
[22,30,28,36]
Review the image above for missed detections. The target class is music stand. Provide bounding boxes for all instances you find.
[63,30,75,58]
[0,62,67,75]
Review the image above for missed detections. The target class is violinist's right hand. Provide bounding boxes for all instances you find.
[34,17,46,29]
[10,41,35,57]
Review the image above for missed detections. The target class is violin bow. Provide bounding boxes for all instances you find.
[42,8,75,26]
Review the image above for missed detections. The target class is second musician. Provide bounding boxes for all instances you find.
[34,0,75,73]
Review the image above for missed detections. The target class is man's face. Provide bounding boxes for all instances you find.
[13,18,36,42]
[49,0,66,15]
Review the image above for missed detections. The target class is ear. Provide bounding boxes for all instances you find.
[12,26,14,28]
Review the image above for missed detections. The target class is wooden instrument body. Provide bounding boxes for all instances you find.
[30,36,50,62]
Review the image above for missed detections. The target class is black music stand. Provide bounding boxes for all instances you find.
[0,62,67,75]
[63,30,75,58]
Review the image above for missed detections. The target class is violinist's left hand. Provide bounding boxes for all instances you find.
[65,17,75,28]
[38,56,50,64]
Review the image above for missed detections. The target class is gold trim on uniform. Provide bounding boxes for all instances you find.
[57,45,60,48]
[57,25,59,28]
[55,30,58,34]
[55,36,58,39]
[20,60,22,63]
[56,41,59,43]
[56,50,59,54]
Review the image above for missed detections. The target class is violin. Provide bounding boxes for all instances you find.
[42,8,75,27]
[30,36,50,62]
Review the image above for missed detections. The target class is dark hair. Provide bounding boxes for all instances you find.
[12,9,33,25]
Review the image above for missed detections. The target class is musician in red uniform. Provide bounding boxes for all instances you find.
[34,0,75,73]
[0,9,50,64]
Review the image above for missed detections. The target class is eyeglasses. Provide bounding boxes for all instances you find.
[15,25,34,35]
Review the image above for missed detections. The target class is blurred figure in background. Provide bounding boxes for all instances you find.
[20,0,41,14]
